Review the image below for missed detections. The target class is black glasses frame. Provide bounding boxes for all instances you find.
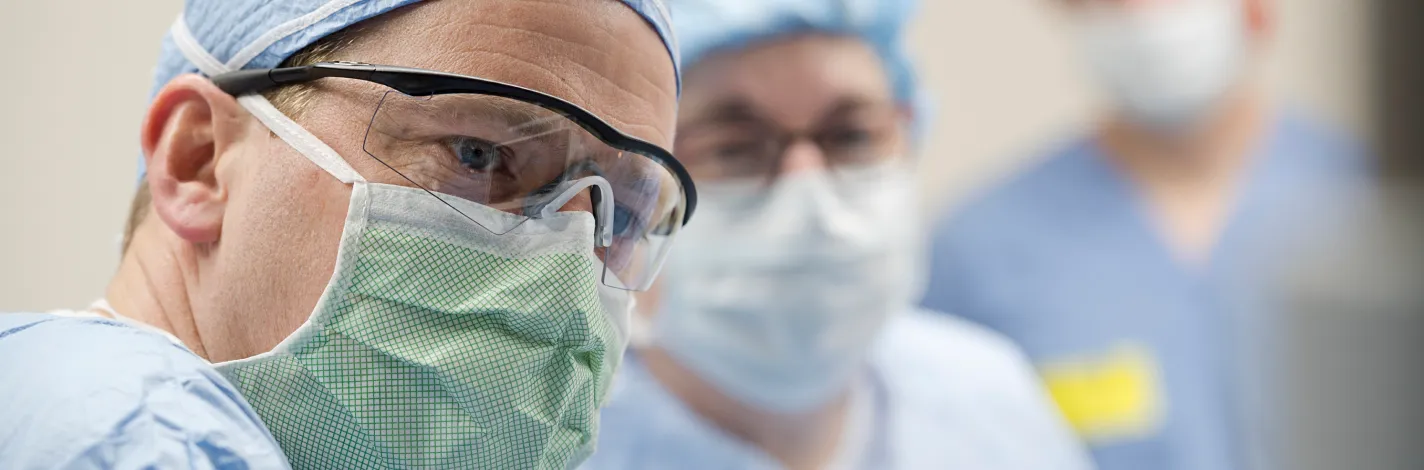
[211,61,697,225]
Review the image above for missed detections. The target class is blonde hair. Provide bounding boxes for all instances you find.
[121,25,367,253]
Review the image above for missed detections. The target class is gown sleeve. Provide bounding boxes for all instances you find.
[0,313,290,470]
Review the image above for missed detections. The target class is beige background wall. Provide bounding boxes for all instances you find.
[0,1,1373,312]
[908,0,1374,213]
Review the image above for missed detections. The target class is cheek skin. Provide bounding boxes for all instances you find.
[195,130,353,362]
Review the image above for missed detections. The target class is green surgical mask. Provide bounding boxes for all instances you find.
[214,95,634,469]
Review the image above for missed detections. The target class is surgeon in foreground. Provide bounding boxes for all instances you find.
[0,0,688,468]
[579,1,1090,469]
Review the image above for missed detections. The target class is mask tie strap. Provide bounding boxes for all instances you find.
[224,0,365,71]
[236,96,365,184]
[168,15,366,185]
[169,15,228,76]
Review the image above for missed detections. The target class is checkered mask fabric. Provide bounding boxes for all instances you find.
[215,182,627,469]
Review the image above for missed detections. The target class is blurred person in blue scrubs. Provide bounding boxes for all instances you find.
[581,1,1092,469]
[921,0,1370,469]
[0,0,692,468]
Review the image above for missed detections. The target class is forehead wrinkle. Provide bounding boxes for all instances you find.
[358,0,674,147]
[432,45,667,146]
[581,4,677,110]
[571,41,675,123]
[473,2,674,145]
[441,0,672,90]
[599,116,669,148]
[438,43,585,103]
[600,25,677,122]
[557,57,670,140]
[456,22,672,129]
[472,22,617,65]
[444,51,669,148]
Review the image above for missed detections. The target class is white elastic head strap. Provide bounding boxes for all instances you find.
[538,176,616,247]
[168,14,366,184]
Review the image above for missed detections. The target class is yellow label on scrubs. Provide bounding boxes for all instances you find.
[1039,343,1165,443]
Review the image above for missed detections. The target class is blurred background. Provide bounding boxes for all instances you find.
[0,0,1375,309]
[0,1,1419,469]
[910,1,1372,214]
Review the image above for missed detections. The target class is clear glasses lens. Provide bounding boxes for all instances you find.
[673,103,905,184]
[361,91,686,291]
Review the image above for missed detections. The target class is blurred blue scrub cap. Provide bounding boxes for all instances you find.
[140,0,681,178]
[669,0,922,119]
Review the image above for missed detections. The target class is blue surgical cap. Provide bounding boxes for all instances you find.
[142,0,680,177]
[669,0,921,111]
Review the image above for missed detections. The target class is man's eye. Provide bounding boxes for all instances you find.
[612,203,645,239]
[820,128,875,149]
[712,141,769,161]
[451,137,504,173]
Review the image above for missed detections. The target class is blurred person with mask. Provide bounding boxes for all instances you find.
[921,0,1370,469]
[580,1,1091,469]
[0,0,693,468]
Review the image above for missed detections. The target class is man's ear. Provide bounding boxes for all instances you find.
[141,74,250,244]
[897,103,916,128]
[896,103,917,153]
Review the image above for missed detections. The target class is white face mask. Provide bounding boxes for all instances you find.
[212,95,635,469]
[646,162,923,412]
[1075,0,1248,128]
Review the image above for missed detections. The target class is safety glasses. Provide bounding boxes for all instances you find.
[212,61,697,291]
[674,100,906,186]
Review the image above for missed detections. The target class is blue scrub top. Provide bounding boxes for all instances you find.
[0,312,289,469]
[920,112,1369,470]
[582,310,1092,470]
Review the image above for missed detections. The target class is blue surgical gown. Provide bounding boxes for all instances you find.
[581,310,1093,470]
[0,312,289,469]
[920,113,1369,470]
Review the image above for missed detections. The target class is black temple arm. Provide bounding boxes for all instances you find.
[211,62,378,95]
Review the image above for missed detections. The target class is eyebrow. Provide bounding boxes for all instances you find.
[818,96,886,119]
[681,94,893,131]
[422,94,566,138]
[680,99,770,129]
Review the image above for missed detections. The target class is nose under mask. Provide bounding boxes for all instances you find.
[643,162,925,413]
